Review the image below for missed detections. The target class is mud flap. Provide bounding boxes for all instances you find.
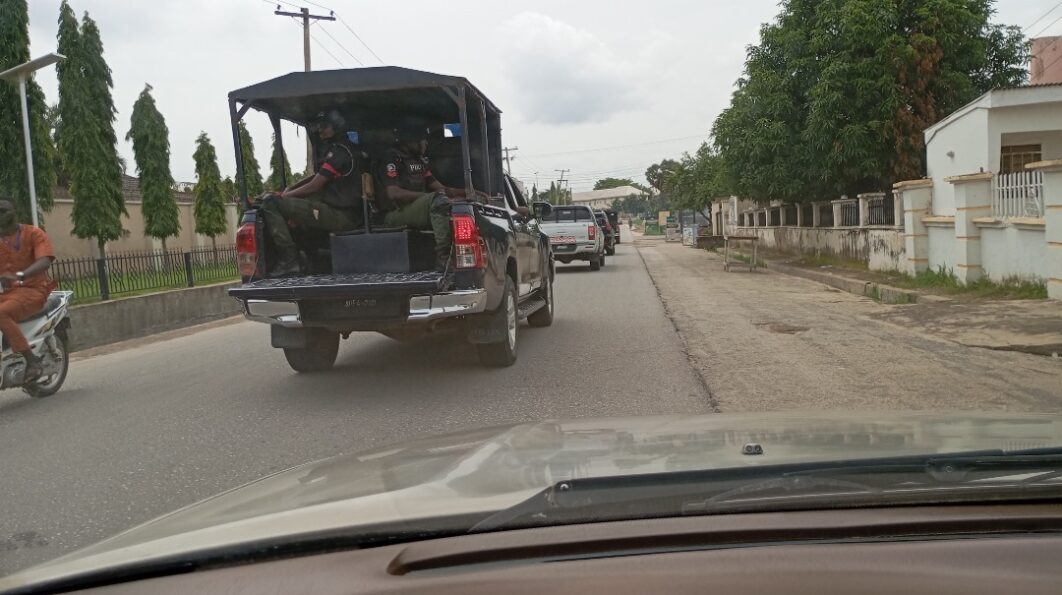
[465,308,507,344]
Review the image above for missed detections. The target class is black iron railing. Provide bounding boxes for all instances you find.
[52,245,238,302]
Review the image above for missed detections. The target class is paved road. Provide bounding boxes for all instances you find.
[0,238,712,576]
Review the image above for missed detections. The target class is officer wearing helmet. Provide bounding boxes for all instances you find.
[259,109,364,277]
[379,123,481,271]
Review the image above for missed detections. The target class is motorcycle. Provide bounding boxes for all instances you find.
[0,290,73,398]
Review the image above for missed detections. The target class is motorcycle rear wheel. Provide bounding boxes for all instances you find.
[24,333,70,399]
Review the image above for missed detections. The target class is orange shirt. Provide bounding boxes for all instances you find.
[0,224,58,292]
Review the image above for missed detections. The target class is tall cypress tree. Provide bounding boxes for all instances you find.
[58,4,126,256]
[193,132,227,250]
[127,84,179,251]
[265,133,292,191]
[0,0,57,223]
[237,121,264,197]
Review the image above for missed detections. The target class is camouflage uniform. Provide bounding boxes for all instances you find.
[378,147,453,267]
[260,137,365,267]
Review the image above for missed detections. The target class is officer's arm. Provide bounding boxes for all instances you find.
[22,256,53,279]
[281,174,329,199]
[285,173,316,191]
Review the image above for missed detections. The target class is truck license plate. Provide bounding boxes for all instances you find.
[301,298,404,321]
[550,235,576,244]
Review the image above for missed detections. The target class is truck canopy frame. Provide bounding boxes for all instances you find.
[227,66,504,204]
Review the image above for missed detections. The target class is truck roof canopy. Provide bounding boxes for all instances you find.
[228,66,501,126]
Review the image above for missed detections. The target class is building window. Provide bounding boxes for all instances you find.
[1000,144,1042,174]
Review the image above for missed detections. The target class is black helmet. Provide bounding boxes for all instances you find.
[312,109,345,132]
[394,123,427,143]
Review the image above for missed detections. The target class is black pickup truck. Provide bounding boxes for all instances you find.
[227,68,554,371]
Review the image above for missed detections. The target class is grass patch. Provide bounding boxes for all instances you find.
[880,267,1046,300]
[794,252,869,271]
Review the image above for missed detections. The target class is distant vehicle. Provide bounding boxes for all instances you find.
[540,205,605,270]
[603,209,620,244]
[594,210,616,256]
[227,67,555,370]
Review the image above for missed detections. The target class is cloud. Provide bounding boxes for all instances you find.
[499,12,643,125]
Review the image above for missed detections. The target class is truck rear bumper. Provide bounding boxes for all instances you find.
[242,288,488,328]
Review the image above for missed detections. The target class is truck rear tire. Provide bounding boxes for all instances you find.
[283,329,340,373]
[527,270,554,328]
[589,254,601,271]
[476,277,518,367]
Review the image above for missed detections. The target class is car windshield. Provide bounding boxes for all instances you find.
[3,0,1062,586]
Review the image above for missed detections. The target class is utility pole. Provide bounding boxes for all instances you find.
[502,146,518,175]
[555,169,569,205]
[275,7,336,171]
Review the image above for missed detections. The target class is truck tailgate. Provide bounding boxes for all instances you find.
[540,222,591,243]
[229,271,445,301]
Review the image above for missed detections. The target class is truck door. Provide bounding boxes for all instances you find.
[504,176,538,297]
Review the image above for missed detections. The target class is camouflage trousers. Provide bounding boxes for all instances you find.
[259,195,362,263]
[382,192,453,263]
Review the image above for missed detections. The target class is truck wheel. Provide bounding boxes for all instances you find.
[606,245,615,256]
[24,333,69,399]
[527,270,554,328]
[589,254,601,271]
[283,329,339,373]
[476,277,518,367]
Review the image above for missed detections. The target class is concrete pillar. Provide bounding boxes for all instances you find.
[947,172,994,284]
[892,192,905,229]
[812,202,822,227]
[1027,159,1062,299]
[779,206,788,226]
[795,204,804,227]
[831,200,844,229]
[894,179,933,275]
[858,192,884,227]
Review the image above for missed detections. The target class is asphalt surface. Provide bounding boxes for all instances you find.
[0,237,712,576]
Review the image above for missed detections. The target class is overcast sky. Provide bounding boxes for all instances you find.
[25,0,1062,192]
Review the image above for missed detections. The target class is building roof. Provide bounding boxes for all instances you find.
[571,185,649,203]
[925,83,1062,142]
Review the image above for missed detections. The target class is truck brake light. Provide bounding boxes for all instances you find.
[236,222,258,278]
[452,214,485,269]
[588,224,597,240]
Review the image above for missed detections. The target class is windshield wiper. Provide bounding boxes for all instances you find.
[470,448,1062,533]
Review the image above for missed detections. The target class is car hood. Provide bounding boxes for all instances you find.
[6,412,1062,590]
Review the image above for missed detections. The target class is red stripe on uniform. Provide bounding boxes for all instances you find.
[424,169,433,178]
[322,162,341,177]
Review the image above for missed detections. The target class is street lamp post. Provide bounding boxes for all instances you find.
[0,53,66,228]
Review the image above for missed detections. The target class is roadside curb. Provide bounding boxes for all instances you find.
[767,261,934,305]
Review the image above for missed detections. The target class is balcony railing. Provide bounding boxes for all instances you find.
[993,171,1044,218]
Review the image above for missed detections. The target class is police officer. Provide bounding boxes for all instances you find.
[379,124,480,271]
[259,110,364,277]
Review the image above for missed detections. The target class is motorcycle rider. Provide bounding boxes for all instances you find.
[259,109,365,277]
[0,199,57,382]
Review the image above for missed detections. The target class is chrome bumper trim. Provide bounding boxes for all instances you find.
[408,289,488,322]
[244,299,302,327]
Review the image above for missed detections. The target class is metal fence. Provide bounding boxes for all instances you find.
[838,200,860,226]
[52,245,238,302]
[818,203,834,227]
[993,171,1044,218]
[867,194,896,226]
[801,204,814,227]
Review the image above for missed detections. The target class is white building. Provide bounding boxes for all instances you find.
[571,185,650,210]
[903,82,1062,296]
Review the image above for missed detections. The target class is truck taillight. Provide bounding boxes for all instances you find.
[588,224,596,240]
[236,222,258,278]
[452,214,485,269]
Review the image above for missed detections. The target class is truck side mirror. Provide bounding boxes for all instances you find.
[532,201,552,220]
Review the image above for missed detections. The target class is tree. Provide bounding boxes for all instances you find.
[265,133,292,191]
[713,0,1029,202]
[237,121,264,197]
[126,84,179,251]
[60,5,127,256]
[193,133,227,249]
[593,177,635,191]
[530,184,538,201]
[220,176,237,202]
[0,0,57,223]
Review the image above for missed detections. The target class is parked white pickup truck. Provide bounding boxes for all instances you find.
[539,205,606,271]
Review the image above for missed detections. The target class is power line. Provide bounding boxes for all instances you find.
[1031,13,1062,38]
[310,32,345,67]
[1025,2,1062,31]
[275,0,386,64]
[317,22,365,66]
[521,134,707,159]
